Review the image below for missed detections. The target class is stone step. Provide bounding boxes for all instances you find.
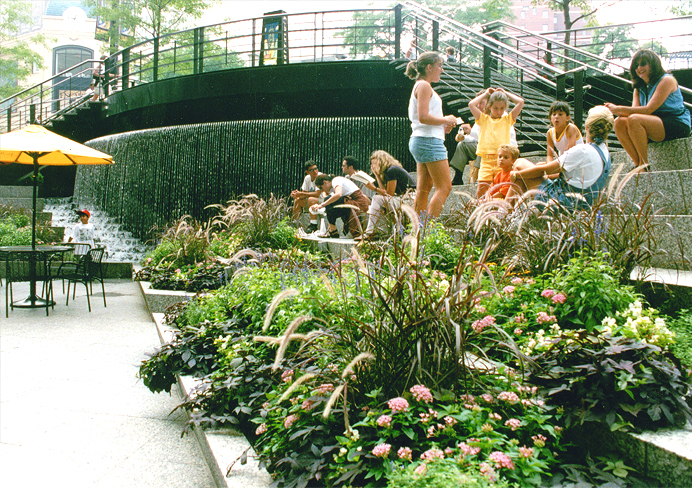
[612,136,692,172]
[0,186,34,198]
[0,197,45,212]
[148,310,273,488]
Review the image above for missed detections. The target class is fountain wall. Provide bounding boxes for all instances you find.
[78,117,415,240]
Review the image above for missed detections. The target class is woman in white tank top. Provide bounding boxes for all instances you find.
[405,52,459,219]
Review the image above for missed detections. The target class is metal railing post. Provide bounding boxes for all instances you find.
[395,4,402,59]
[122,48,130,88]
[483,45,491,88]
[6,108,10,132]
[432,20,439,52]
[252,19,256,67]
[555,72,566,100]
[153,37,159,81]
[194,27,204,74]
[573,68,584,129]
[30,104,36,124]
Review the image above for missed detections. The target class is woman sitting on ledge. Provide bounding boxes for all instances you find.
[605,49,691,168]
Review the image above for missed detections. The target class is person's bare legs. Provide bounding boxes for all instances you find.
[426,159,452,218]
[416,160,452,218]
[415,162,433,216]
[613,114,665,167]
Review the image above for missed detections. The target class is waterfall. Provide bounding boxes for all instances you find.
[44,197,149,263]
[77,117,413,241]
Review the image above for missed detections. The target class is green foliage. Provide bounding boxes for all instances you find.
[208,194,294,250]
[340,9,395,57]
[668,309,692,370]
[324,383,559,487]
[548,252,639,331]
[0,1,46,99]
[0,210,60,246]
[387,458,511,488]
[419,222,464,273]
[528,330,692,431]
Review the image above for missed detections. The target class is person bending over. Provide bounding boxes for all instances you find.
[357,150,415,240]
[311,174,370,238]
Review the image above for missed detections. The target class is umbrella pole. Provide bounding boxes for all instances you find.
[32,156,38,250]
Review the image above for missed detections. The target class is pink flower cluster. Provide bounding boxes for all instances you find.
[372,443,391,458]
[536,311,557,324]
[281,369,294,383]
[410,384,433,403]
[284,414,299,429]
[443,415,457,426]
[301,399,317,411]
[489,451,515,470]
[414,464,427,475]
[504,418,521,431]
[498,391,520,403]
[503,285,515,295]
[480,393,494,403]
[420,448,444,461]
[511,277,523,285]
[519,446,534,458]
[532,434,547,447]
[479,462,497,482]
[315,383,334,395]
[551,293,567,304]
[458,442,481,457]
[472,315,496,333]
[514,313,526,324]
[377,414,392,428]
[255,423,267,435]
[397,447,412,460]
[541,289,556,298]
[388,397,409,413]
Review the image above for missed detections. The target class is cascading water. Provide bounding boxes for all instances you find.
[78,117,414,242]
[44,197,149,263]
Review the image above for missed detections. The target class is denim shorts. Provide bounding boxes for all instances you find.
[409,136,448,164]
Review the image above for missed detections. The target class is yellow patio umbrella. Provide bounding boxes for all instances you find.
[0,124,114,249]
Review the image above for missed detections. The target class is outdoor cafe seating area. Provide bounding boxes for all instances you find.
[1,243,107,316]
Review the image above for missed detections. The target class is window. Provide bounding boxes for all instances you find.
[53,46,93,77]
[521,11,526,19]
[543,10,548,18]
[543,24,549,31]
[554,16,558,24]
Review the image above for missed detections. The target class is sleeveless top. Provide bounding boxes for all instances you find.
[638,74,691,128]
[409,80,445,140]
[548,125,584,156]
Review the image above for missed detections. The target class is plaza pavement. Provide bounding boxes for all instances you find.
[0,279,215,488]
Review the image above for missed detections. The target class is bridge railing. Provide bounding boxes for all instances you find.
[2,59,99,133]
[2,2,690,137]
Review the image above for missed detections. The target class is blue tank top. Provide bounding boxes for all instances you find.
[638,74,691,128]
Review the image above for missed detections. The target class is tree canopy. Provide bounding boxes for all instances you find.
[0,1,46,99]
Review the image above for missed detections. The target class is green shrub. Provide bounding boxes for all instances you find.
[387,458,511,488]
[528,329,692,431]
[669,309,692,369]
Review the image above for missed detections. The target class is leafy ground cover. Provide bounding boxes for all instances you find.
[138,192,692,487]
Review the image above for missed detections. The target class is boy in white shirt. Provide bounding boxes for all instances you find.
[68,209,95,255]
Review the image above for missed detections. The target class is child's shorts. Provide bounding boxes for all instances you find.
[477,154,501,182]
[409,136,448,164]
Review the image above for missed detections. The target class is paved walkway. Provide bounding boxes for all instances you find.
[0,279,215,488]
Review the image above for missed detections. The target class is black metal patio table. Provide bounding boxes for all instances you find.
[0,245,71,308]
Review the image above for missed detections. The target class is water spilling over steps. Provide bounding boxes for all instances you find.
[44,197,148,263]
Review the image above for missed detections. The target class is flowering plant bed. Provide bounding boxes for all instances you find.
[138,195,692,487]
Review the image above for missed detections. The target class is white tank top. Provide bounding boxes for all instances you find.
[549,125,583,156]
[409,80,445,140]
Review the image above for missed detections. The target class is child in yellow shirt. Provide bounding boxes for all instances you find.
[469,87,524,199]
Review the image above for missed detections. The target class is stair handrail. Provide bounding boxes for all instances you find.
[484,19,692,104]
